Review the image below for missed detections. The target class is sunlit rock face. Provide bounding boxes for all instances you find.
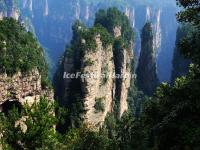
[153,9,161,56]
[113,26,122,38]
[129,4,177,82]
[44,0,48,16]
[0,12,3,20]
[14,1,177,82]
[125,7,135,29]
[134,6,162,63]
[113,44,133,117]
[81,38,115,126]
[158,5,178,82]
[55,23,134,127]
[0,0,20,20]
[75,0,80,19]
[0,69,54,112]
[85,5,90,21]
[132,8,135,28]
[146,6,151,21]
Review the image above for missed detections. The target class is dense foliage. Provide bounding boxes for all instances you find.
[0,18,50,88]
[171,24,192,83]
[0,98,115,150]
[0,98,59,149]
[64,20,113,56]
[176,0,200,65]
[115,1,200,149]
[95,7,134,48]
[94,97,105,113]
[2,0,199,149]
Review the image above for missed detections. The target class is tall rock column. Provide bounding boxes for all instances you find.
[55,8,134,128]
[81,35,115,126]
[136,22,159,96]
[0,0,20,20]
[113,26,133,117]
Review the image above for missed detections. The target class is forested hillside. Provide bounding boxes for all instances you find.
[0,18,50,87]
[0,0,199,150]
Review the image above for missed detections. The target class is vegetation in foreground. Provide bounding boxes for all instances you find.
[0,0,200,149]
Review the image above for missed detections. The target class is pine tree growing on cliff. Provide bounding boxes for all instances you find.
[0,18,50,88]
[54,7,134,129]
[136,22,159,96]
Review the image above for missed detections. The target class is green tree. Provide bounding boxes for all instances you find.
[0,18,50,89]
[115,113,147,150]
[95,7,134,47]
[171,24,192,83]
[63,125,114,150]
[139,1,200,149]
[0,98,62,150]
[176,0,200,65]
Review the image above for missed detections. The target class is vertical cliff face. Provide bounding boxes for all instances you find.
[0,69,53,112]
[14,0,178,81]
[84,4,90,21]
[0,0,20,20]
[19,0,90,74]
[132,6,162,75]
[153,9,161,55]
[0,19,53,113]
[132,8,135,28]
[81,38,115,126]
[75,0,80,19]
[158,5,178,81]
[126,3,177,82]
[112,25,133,117]
[136,23,159,96]
[29,0,32,12]
[113,41,133,117]
[171,25,191,84]
[44,0,48,16]
[146,6,151,21]
[55,8,134,127]
[0,0,35,34]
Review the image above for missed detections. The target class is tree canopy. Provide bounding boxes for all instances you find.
[0,18,50,88]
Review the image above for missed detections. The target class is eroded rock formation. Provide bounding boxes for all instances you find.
[0,69,53,112]
[136,23,159,96]
[55,8,134,127]
[81,37,115,126]
[0,0,20,20]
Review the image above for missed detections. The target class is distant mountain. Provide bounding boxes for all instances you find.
[6,0,177,82]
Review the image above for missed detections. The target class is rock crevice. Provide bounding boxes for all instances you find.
[0,69,53,111]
